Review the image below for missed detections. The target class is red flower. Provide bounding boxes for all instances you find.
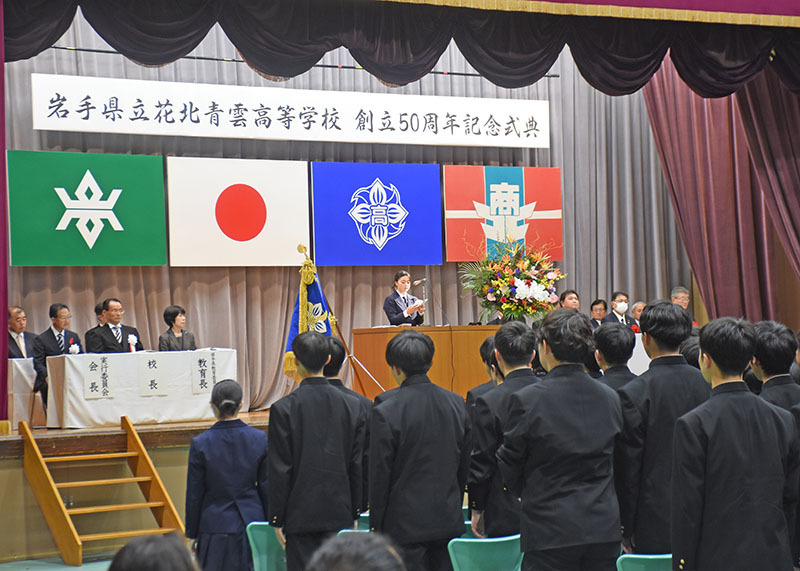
[500,296,507,303]
[632,324,641,333]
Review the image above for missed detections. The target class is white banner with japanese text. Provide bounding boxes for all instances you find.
[31,73,550,149]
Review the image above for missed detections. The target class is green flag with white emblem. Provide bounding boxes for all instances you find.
[7,150,166,266]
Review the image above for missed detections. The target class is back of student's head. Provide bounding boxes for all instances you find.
[109,533,198,571]
[753,321,798,377]
[494,321,537,368]
[211,379,242,418]
[306,532,406,571]
[679,331,701,370]
[386,330,434,377]
[324,336,347,377]
[292,331,331,373]
[699,317,756,377]
[594,323,635,365]
[538,308,594,363]
[639,300,692,350]
[479,336,495,366]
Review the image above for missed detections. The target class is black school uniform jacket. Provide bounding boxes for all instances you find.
[602,365,636,391]
[616,355,710,553]
[267,377,366,534]
[760,375,800,411]
[369,374,471,545]
[468,368,538,537]
[497,363,623,552]
[672,382,799,571]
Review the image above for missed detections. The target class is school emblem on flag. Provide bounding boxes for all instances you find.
[348,178,409,251]
[443,165,563,262]
[7,150,166,266]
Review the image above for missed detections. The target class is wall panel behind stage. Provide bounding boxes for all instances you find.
[4,14,690,409]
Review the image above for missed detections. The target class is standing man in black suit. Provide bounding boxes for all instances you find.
[497,309,623,570]
[616,301,709,555]
[469,321,538,539]
[383,271,424,326]
[594,323,637,391]
[672,318,800,571]
[32,303,82,407]
[85,298,144,353]
[751,320,800,411]
[370,330,470,571]
[8,306,37,359]
[601,291,636,328]
[268,332,366,571]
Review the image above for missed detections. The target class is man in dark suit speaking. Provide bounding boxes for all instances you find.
[32,303,82,407]
[85,298,145,353]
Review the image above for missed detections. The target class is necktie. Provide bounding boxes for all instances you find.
[58,332,65,353]
[114,326,122,344]
[16,334,26,358]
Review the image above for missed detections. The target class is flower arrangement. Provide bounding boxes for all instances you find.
[459,242,566,322]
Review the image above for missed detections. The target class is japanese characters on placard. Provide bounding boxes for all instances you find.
[138,356,169,397]
[32,74,549,149]
[84,356,113,399]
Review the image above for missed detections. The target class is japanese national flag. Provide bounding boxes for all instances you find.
[166,157,309,266]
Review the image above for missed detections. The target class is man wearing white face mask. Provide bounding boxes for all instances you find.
[601,291,637,329]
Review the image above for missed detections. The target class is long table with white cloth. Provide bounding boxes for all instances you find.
[45,348,237,428]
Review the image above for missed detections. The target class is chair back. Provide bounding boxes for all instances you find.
[616,553,672,571]
[448,534,523,571]
[246,521,287,571]
[357,512,371,530]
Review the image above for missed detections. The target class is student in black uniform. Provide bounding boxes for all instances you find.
[751,320,800,411]
[465,336,497,421]
[672,318,800,571]
[469,320,537,538]
[594,323,636,390]
[369,330,470,571]
[616,301,709,554]
[497,309,622,571]
[268,332,366,571]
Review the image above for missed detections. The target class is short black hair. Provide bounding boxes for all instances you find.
[699,317,756,377]
[210,379,243,418]
[611,291,628,302]
[102,297,122,311]
[479,336,495,365]
[392,270,410,287]
[538,308,594,364]
[94,302,104,317]
[594,323,635,365]
[163,305,185,327]
[559,289,579,303]
[49,303,69,319]
[109,533,197,571]
[753,321,798,377]
[679,331,701,370]
[306,532,406,571]
[590,299,607,311]
[8,306,24,320]
[386,330,434,377]
[639,300,692,351]
[494,321,537,368]
[292,331,331,373]
[324,336,347,377]
[490,350,505,381]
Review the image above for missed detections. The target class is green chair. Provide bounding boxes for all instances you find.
[357,512,371,530]
[246,521,287,571]
[448,534,523,571]
[616,553,672,571]
[461,520,476,538]
[337,528,370,535]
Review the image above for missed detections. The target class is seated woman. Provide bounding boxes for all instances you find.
[158,305,197,351]
[185,380,269,571]
[383,270,424,326]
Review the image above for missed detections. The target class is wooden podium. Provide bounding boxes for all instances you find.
[350,325,500,400]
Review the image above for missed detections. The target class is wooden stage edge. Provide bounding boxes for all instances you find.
[0,411,270,460]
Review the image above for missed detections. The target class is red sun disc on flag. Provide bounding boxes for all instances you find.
[214,184,267,242]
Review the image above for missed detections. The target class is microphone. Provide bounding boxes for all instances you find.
[412,278,427,286]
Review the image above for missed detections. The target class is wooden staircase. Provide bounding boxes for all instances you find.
[20,416,184,566]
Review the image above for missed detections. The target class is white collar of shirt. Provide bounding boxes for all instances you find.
[614,310,625,323]
[51,324,63,338]
[107,323,121,331]
[10,331,22,343]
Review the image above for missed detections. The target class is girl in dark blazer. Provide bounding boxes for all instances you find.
[185,380,268,571]
[382,270,424,326]
[158,305,197,351]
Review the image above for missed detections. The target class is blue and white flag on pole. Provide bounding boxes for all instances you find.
[311,162,443,266]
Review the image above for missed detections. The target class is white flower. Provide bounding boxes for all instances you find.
[69,344,80,355]
[127,334,138,346]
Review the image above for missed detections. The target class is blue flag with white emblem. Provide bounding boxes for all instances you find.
[311,162,443,266]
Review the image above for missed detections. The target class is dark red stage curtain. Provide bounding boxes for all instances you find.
[1,1,9,419]
[5,0,800,95]
[643,56,777,321]
[736,67,800,283]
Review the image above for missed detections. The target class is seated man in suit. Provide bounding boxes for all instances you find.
[589,299,607,330]
[85,298,144,353]
[751,320,800,411]
[594,323,637,390]
[8,306,37,359]
[601,291,636,328]
[84,302,105,351]
[32,303,82,407]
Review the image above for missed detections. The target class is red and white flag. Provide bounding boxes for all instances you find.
[166,157,309,266]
